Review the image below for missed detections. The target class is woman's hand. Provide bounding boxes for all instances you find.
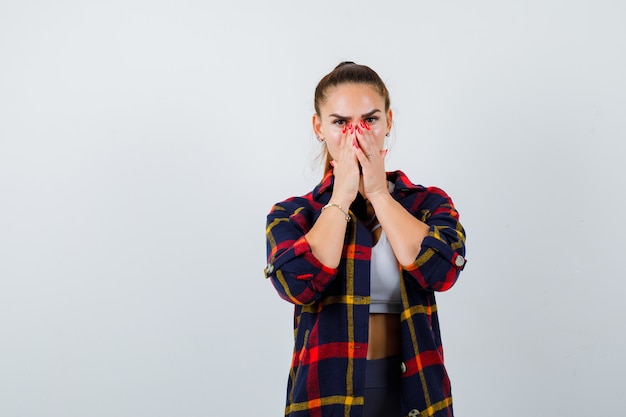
[353,120,388,201]
[329,122,361,208]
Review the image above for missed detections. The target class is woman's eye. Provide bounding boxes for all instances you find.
[333,120,346,126]
[365,117,377,123]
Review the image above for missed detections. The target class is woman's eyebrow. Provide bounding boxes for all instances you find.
[328,109,382,119]
[361,109,381,118]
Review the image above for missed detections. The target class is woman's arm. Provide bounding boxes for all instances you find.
[369,187,466,292]
[303,198,351,269]
[306,126,361,268]
[367,191,430,266]
[396,188,467,292]
[265,199,340,305]
[354,131,466,292]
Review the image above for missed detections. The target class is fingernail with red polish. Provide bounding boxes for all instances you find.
[342,126,347,134]
[357,126,362,134]
[365,122,370,130]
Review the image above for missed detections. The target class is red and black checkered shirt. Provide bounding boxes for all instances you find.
[265,170,467,417]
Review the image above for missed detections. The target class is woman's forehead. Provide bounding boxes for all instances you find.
[322,84,384,114]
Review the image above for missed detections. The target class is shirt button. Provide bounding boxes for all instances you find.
[454,254,465,267]
[408,409,421,417]
[400,361,407,374]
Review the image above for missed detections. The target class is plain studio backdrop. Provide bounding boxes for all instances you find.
[1,1,625,416]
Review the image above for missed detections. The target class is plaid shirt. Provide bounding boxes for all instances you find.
[265,170,466,417]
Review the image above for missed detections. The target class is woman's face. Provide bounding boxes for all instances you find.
[313,83,392,161]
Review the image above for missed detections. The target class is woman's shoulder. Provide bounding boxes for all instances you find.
[268,174,331,216]
[268,189,319,218]
[272,192,315,208]
[388,170,442,193]
[388,170,456,206]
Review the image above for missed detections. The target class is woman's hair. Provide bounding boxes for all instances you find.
[314,61,391,115]
[314,62,391,173]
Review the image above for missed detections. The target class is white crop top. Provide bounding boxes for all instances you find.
[369,225,402,314]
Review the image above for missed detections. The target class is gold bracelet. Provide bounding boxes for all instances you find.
[321,203,351,222]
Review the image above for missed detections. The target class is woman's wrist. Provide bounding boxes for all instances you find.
[321,203,351,222]
[328,194,354,211]
[365,189,392,207]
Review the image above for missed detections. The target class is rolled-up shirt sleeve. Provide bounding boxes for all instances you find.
[402,187,467,292]
[265,201,338,305]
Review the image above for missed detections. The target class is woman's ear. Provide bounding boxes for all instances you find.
[312,113,323,137]
[386,109,393,133]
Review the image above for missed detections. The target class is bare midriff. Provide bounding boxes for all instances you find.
[364,205,402,359]
[367,313,402,359]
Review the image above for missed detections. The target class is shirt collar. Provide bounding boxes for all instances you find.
[312,169,335,199]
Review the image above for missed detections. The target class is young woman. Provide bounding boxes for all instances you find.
[265,62,467,417]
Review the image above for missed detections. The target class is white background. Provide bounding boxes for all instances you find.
[1,1,625,416]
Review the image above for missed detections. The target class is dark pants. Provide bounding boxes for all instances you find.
[363,356,402,417]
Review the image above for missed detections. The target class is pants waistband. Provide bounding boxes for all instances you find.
[365,355,402,389]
